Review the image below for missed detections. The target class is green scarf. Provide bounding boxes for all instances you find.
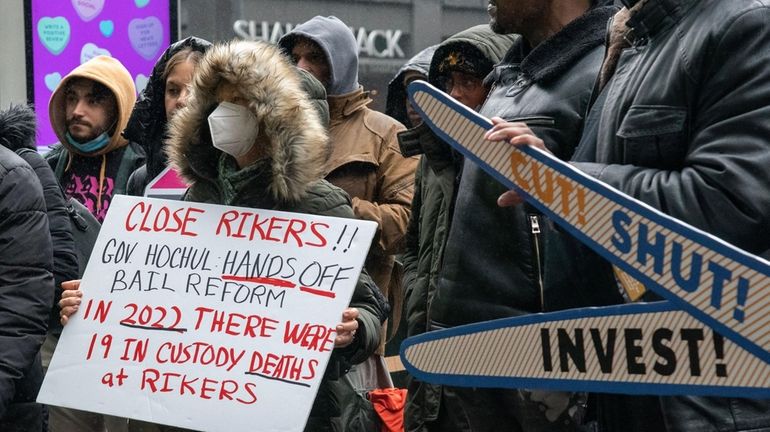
[217,154,275,207]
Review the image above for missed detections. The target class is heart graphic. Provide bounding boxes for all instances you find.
[37,17,71,56]
[71,0,105,22]
[135,74,149,94]
[44,72,62,91]
[80,42,112,64]
[99,20,114,37]
[128,16,164,61]
[135,0,150,7]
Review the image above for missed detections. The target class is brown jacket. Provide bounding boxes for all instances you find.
[325,87,416,348]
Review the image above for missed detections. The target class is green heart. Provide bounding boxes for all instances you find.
[38,16,71,56]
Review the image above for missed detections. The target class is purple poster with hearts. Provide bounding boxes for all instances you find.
[29,0,174,150]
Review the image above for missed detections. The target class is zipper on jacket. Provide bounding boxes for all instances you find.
[529,214,545,311]
[505,116,557,128]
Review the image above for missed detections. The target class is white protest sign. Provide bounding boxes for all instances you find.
[38,195,377,432]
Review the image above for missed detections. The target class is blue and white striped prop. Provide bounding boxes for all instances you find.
[402,302,770,397]
[400,81,770,395]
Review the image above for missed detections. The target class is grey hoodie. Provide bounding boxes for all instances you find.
[279,16,359,95]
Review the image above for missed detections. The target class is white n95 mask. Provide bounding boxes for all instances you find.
[207,101,259,157]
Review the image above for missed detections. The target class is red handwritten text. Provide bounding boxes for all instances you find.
[193,307,279,338]
[215,210,329,247]
[141,368,258,405]
[125,202,204,237]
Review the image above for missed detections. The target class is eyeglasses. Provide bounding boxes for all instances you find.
[439,73,483,95]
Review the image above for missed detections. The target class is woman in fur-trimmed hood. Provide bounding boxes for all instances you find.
[166,40,388,431]
[166,40,333,206]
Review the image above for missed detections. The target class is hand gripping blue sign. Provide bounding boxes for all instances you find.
[400,81,770,395]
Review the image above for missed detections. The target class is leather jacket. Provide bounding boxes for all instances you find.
[572,1,770,430]
[431,6,623,330]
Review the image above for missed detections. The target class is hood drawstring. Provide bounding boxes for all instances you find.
[64,151,73,172]
[97,154,106,215]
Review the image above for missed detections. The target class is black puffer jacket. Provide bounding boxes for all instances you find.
[431,6,623,330]
[571,1,770,430]
[124,36,211,196]
[0,105,79,337]
[0,116,54,431]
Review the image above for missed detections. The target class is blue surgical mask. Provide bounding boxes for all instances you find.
[66,131,111,153]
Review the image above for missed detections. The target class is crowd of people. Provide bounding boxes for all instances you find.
[2,0,770,430]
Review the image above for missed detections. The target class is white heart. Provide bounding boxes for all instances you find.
[135,74,150,94]
[45,72,63,91]
[80,42,111,64]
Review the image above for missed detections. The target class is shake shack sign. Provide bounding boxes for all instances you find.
[233,20,406,58]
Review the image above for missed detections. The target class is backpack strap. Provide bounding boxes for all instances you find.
[19,147,71,198]
[51,146,67,177]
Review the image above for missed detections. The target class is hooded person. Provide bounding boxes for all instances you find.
[279,16,418,391]
[46,55,145,222]
[398,24,518,432]
[165,40,388,431]
[386,45,437,128]
[0,106,55,432]
[0,106,93,432]
[0,105,78,339]
[124,36,212,197]
[415,1,624,430]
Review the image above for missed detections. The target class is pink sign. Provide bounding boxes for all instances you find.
[29,0,174,150]
[144,166,188,200]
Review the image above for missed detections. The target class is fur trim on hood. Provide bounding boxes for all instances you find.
[0,104,37,151]
[49,55,136,156]
[166,40,330,204]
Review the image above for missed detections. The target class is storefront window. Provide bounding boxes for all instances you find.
[178,0,488,111]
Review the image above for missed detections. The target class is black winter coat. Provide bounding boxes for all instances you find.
[431,6,623,330]
[0,115,55,431]
[0,105,79,337]
[399,25,518,432]
[572,0,770,430]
